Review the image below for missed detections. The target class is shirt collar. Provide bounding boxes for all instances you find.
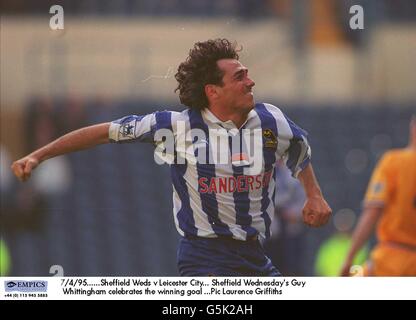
[201,108,256,130]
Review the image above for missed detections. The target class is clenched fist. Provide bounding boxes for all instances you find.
[302,196,332,227]
[11,156,40,182]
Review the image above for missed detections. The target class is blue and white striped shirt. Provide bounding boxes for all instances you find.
[109,103,310,241]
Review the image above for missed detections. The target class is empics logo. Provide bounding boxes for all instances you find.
[4,280,48,292]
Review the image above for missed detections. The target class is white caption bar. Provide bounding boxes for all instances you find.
[1,277,415,300]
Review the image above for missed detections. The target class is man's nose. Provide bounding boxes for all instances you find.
[247,77,255,88]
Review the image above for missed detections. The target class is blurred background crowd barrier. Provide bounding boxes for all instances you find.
[1,0,415,276]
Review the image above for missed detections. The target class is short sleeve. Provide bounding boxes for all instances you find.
[283,116,311,178]
[363,152,394,207]
[109,111,174,143]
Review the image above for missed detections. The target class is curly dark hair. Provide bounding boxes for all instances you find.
[175,39,240,110]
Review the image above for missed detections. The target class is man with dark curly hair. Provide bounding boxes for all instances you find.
[11,38,331,276]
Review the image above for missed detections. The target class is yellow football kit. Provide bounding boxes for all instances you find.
[363,148,416,276]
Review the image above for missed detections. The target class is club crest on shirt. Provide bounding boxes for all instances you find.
[263,129,277,149]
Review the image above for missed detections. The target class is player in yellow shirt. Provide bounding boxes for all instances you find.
[341,115,416,276]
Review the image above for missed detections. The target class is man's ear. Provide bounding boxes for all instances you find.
[205,84,218,100]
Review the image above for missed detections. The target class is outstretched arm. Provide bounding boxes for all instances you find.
[11,123,110,182]
[340,206,382,276]
[297,163,332,227]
